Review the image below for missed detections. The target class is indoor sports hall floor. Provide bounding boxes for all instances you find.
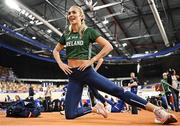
[0,110,179,126]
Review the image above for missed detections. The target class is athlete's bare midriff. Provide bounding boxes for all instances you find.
[68,59,89,68]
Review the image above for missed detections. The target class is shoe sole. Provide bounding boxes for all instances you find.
[163,115,177,124]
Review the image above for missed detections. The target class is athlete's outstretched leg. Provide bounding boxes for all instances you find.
[85,67,177,124]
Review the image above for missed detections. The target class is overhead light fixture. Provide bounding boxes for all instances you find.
[115,43,119,47]
[28,14,33,19]
[32,36,36,40]
[47,29,52,33]
[5,0,21,11]
[122,43,127,47]
[154,50,158,53]
[108,54,112,57]
[29,21,34,24]
[36,21,43,25]
[35,20,40,24]
[28,15,36,21]
[25,12,29,17]
[102,18,109,25]
[31,16,35,21]
[20,9,26,15]
[145,51,149,54]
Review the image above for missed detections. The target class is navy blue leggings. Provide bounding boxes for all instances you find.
[88,86,115,106]
[65,67,147,119]
[88,86,106,105]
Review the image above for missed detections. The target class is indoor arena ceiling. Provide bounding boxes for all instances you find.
[0,0,180,63]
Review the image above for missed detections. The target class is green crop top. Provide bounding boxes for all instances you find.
[58,27,101,60]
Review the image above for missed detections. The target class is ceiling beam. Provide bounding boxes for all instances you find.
[147,0,170,47]
[101,0,136,54]
[74,0,127,56]
[16,0,63,37]
[132,0,157,50]
[133,43,164,48]
[164,0,179,42]
[119,5,180,22]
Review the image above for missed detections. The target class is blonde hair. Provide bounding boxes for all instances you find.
[68,5,88,38]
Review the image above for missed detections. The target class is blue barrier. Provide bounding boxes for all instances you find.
[1,23,180,62]
[105,43,180,61]
[0,41,56,63]
[0,23,65,55]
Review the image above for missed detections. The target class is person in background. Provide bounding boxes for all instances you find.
[161,72,175,111]
[128,72,138,114]
[5,95,11,102]
[29,85,35,101]
[167,69,179,112]
[15,95,21,102]
[44,85,52,112]
[158,94,168,110]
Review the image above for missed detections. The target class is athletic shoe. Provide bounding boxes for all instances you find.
[154,107,177,124]
[94,102,108,118]
[60,111,65,115]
